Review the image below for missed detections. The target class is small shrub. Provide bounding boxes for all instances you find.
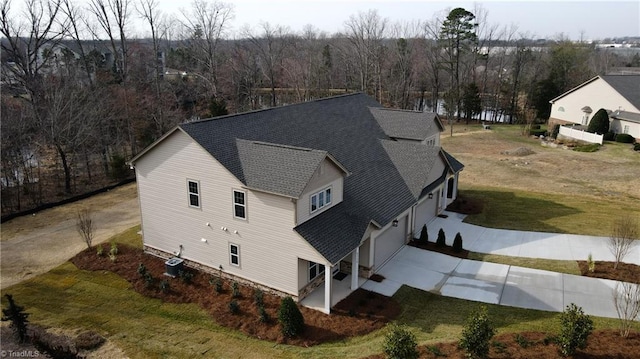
[178,270,194,284]
[604,131,616,141]
[108,252,116,262]
[1,294,29,343]
[558,303,594,356]
[258,304,270,323]
[254,288,264,306]
[382,323,419,359]
[96,245,104,257]
[515,333,532,348]
[615,133,635,143]
[159,280,170,294]
[587,253,595,273]
[228,299,240,315]
[419,224,428,243]
[436,228,446,247]
[573,143,600,152]
[143,272,154,288]
[551,124,560,138]
[137,263,147,277]
[459,306,496,359]
[231,281,241,298]
[75,330,105,350]
[210,277,223,293]
[109,242,118,256]
[529,129,546,137]
[452,232,463,253]
[278,296,305,337]
[634,142,640,151]
[427,345,446,357]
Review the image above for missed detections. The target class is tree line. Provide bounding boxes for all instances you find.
[1,0,637,215]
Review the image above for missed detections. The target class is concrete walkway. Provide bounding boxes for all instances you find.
[362,212,639,319]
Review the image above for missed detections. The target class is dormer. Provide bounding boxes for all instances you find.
[295,156,349,225]
[370,107,444,146]
[234,139,348,224]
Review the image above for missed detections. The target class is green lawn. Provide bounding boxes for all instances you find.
[2,261,634,359]
[459,186,640,237]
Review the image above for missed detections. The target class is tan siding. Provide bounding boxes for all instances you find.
[296,159,344,224]
[135,130,325,296]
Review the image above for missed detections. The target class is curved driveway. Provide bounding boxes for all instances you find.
[362,212,639,319]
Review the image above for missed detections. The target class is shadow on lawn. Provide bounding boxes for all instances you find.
[457,189,582,233]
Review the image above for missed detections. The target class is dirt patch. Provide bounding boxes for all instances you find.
[363,330,640,358]
[70,245,400,346]
[500,147,535,156]
[577,261,640,285]
[0,183,140,290]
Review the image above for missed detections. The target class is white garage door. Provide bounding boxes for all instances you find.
[374,215,407,269]
[414,196,437,234]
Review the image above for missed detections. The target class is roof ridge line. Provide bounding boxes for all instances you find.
[237,138,324,153]
[185,92,366,125]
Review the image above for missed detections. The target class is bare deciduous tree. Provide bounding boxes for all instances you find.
[612,282,640,338]
[609,215,638,269]
[76,207,95,249]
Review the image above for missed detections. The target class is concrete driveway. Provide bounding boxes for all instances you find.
[427,211,639,264]
[362,212,638,319]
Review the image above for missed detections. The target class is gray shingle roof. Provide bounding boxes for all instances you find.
[611,110,640,124]
[381,140,441,198]
[178,93,462,264]
[236,139,328,198]
[442,150,465,173]
[601,75,640,110]
[370,107,440,140]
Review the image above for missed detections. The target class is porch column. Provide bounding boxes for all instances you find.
[324,264,333,314]
[351,246,360,289]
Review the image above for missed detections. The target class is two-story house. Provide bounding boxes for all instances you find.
[129,93,463,313]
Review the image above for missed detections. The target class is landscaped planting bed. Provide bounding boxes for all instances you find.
[70,244,400,346]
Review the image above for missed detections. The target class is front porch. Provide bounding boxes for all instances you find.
[300,273,367,312]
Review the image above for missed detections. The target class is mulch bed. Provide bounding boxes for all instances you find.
[70,245,400,346]
[408,240,470,260]
[577,261,640,285]
[363,330,640,358]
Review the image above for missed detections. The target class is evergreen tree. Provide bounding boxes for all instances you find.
[587,108,609,134]
[2,294,30,343]
[278,296,305,337]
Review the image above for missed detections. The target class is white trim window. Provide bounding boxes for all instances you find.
[310,187,332,213]
[308,261,325,281]
[623,125,630,134]
[229,243,240,266]
[187,180,200,208]
[233,190,246,219]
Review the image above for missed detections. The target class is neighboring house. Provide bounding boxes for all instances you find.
[129,93,463,313]
[548,75,640,140]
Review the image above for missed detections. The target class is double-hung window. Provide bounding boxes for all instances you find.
[308,261,325,281]
[187,180,200,208]
[310,187,332,213]
[233,190,246,219]
[229,243,240,266]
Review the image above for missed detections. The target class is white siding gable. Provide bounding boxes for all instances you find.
[134,130,326,295]
[296,158,344,224]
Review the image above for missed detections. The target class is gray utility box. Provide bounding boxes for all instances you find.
[165,257,184,277]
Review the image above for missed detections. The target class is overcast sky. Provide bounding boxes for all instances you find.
[149,0,639,41]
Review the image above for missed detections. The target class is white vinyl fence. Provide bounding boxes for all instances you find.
[558,126,603,144]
